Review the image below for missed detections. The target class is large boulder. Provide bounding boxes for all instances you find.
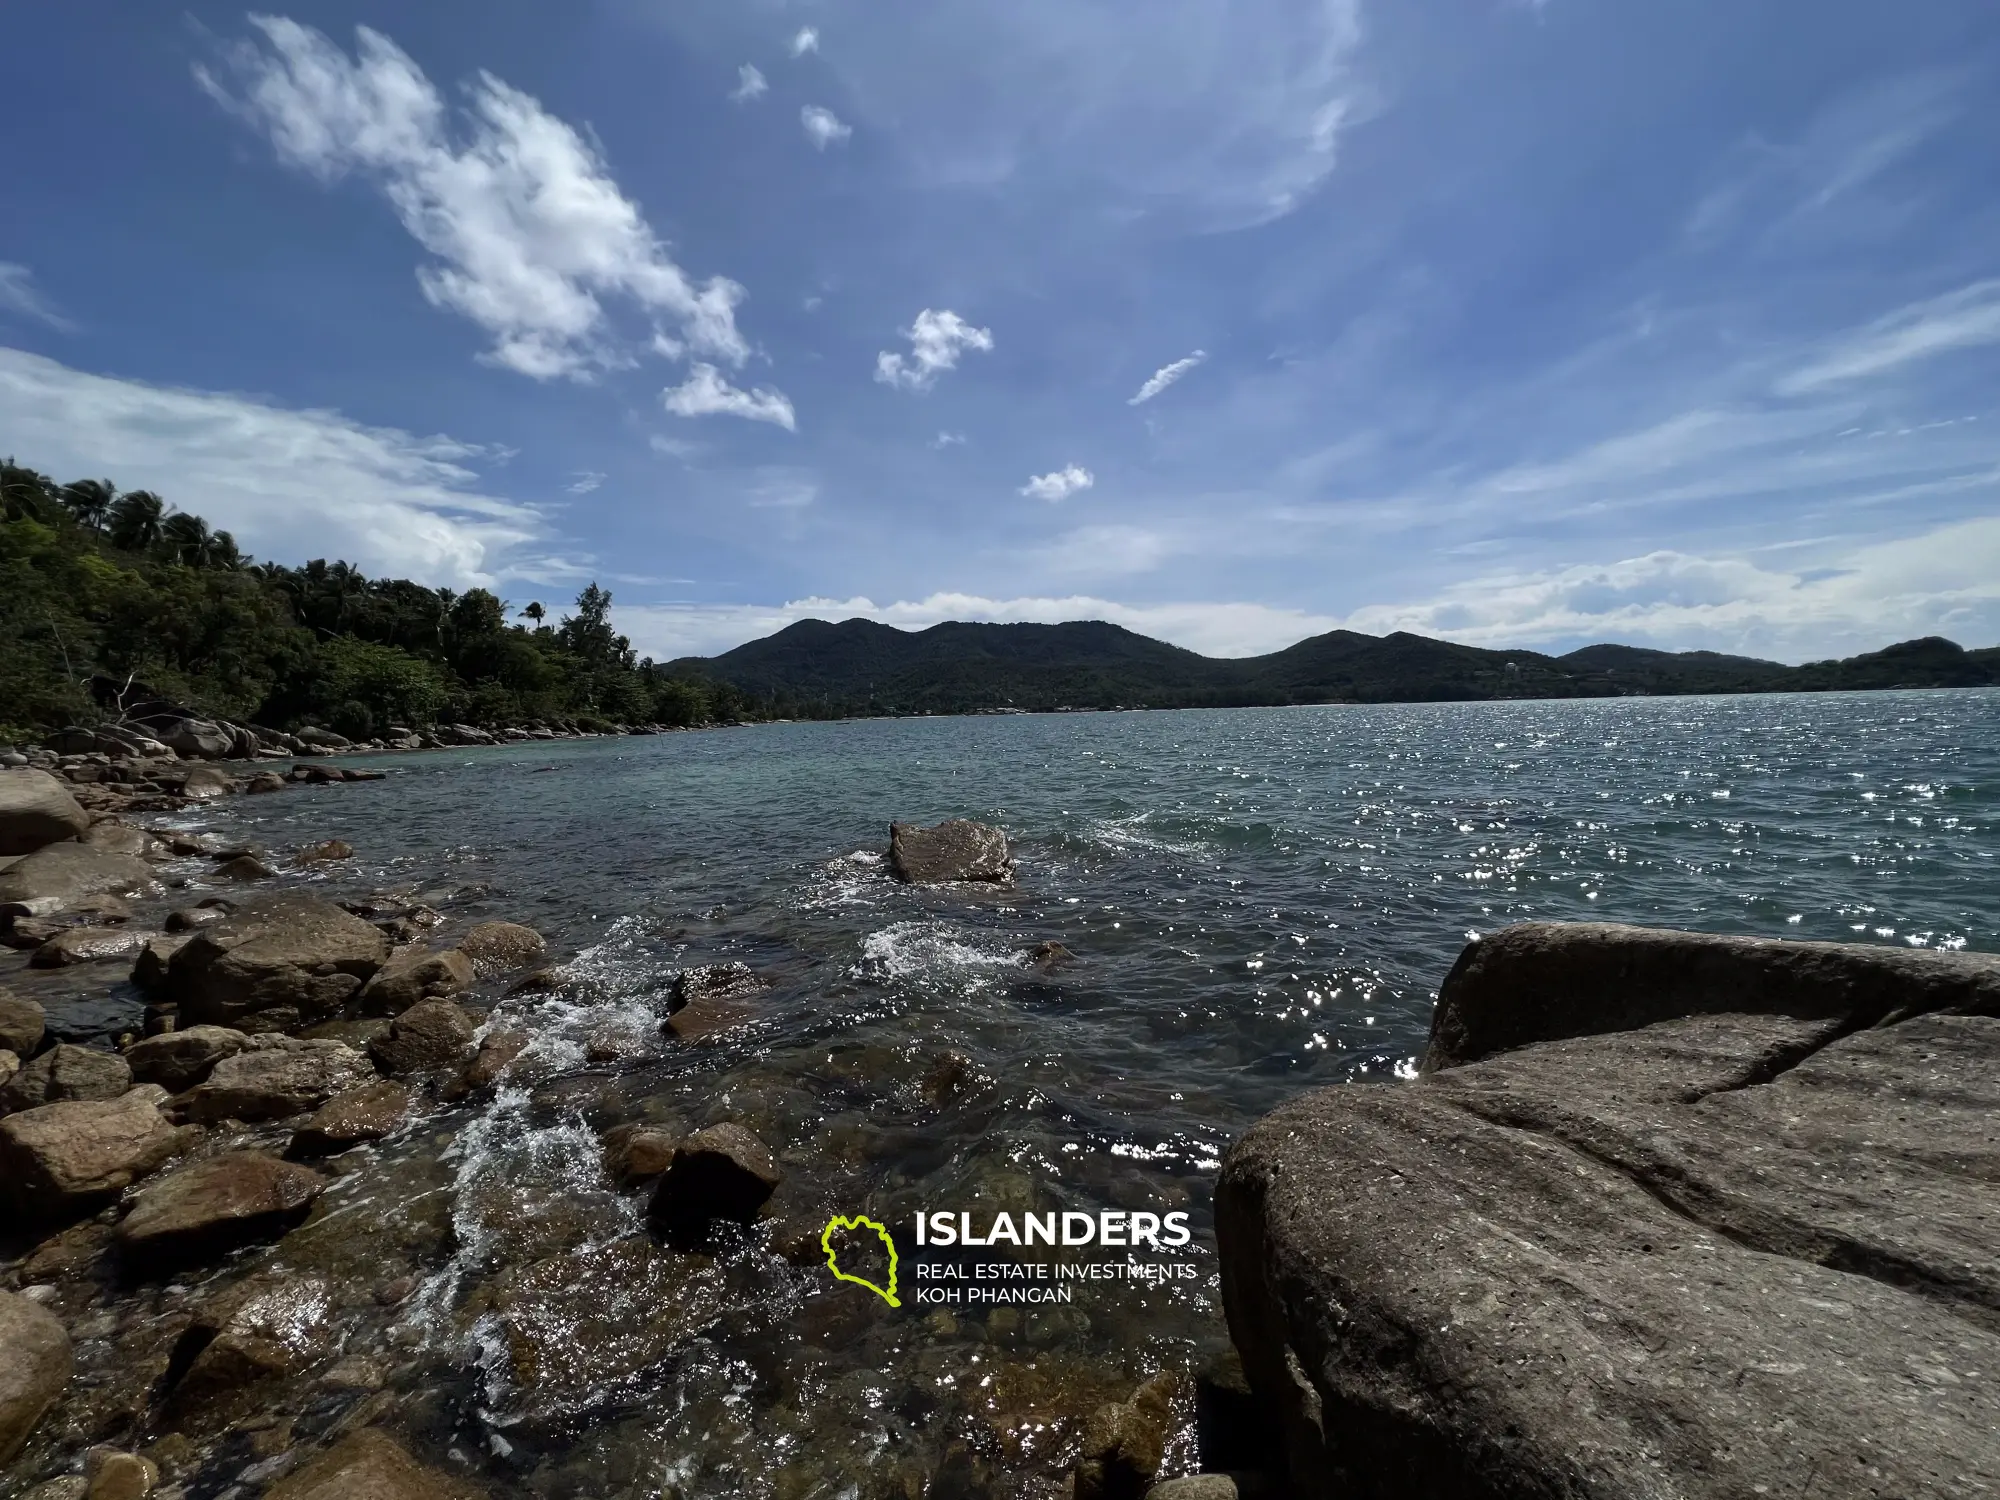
[357,945,473,1015]
[290,1080,412,1156]
[29,924,152,969]
[165,894,390,1030]
[1,1044,132,1113]
[1216,923,2000,1500]
[0,1289,72,1463]
[167,1274,338,1406]
[457,921,547,974]
[0,768,90,856]
[79,822,160,859]
[0,843,156,917]
[0,988,45,1056]
[647,1122,781,1248]
[123,1025,252,1092]
[116,1151,324,1270]
[159,719,232,760]
[265,1429,482,1500]
[888,818,1013,884]
[0,1089,197,1217]
[175,1038,374,1124]
[368,1001,475,1076]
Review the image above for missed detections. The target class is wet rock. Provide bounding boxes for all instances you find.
[601,1124,679,1189]
[2,895,133,950]
[888,818,1012,885]
[79,823,159,860]
[0,1089,195,1217]
[0,844,156,916]
[457,920,547,974]
[0,768,91,856]
[1074,1372,1179,1500]
[292,726,351,752]
[2,1044,132,1111]
[1216,922,2000,1500]
[647,1122,781,1247]
[24,1481,87,1500]
[293,839,353,866]
[177,765,235,800]
[167,1275,338,1406]
[176,1039,374,1123]
[166,894,390,1029]
[123,1025,251,1091]
[320,1354,386,1392]
[1144,1479,1248,1500]
[920,1050,974,1106]
[665,963,769,1042]
[83,1449,157,1500]
[358,945,474,1015]
[30,925,152,969]
[245,772,287,795]
[0,1049,17,1087]
[264,1427,483,1500]
[1029,940,1073,970]
[163,901,232,933]
[116,1151,324,1270]
[444,1029,527,1099]
[290,1080,412,1155]
[213,854,276,881]
[17,1220,118,1285]
[368,1000,476,1076]
[0,1288,73,1462]
[1192,1351,1276,1475]
[0,988,46,1055]
[129,934,192,990]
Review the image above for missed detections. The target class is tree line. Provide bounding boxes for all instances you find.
[0,457,780,742]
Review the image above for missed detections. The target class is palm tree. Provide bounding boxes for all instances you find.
[160,511,214,567]
[59,477,116,530]
[106,490,167,551]
[210,530,245,569]
[522,601,546,628]
[2,461,57,522]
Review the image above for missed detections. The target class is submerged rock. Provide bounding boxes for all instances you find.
[82,1450,156,1500]
[368,1000,475,1076]
[0,768,90,857]
[2,1044,132,1112]
[647,1122,781,1247]
[0,1288,73,1462]
[292,839,353,866]
[601,1124,679,1189]
[443,1029,527,1099]
[1074,1372,1179,1500]
[357,945,473,1015]
[116,1151,324,1270]
[263,1427,482,1499]
[212,854,275,881]
[666,963,768,1041]
[166,1274,339,1406]
[290,1080,412,1155]
[0,1089,196,1218]
[888,818,1013,884]
[176,1039,374,1124]
[1216,922,2000,1500]
[123,1025,251,1092]
[166,894,390,1030]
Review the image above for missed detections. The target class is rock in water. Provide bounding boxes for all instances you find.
[0,769,90,857]
[457,920,547,974]
[1074,1372,1179,1500]
[1,1044,132,1112]
[129,933,192,990]
[116,1151,324,1270]
[648,1122,781,1247]
[0,1089,196,1218]
[0,1288,73,1462]
[123,1025,251,1091]
[175,1039,373,1123]
[357,946,474,1015]
[293,839,353,866]
[368,1001,476,1075]
[1215,922,2000,1500]
[167,1275,339,1405]
[0,988,45,1056]
[0,844,156,916]
[265,1428,483,1499]
[165,894,390,1030]
[888,819,1013,884]
[79,822,159,859]
[290,1080,412,1156]
[29,925,151,968]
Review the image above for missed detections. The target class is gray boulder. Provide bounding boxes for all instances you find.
[175,1038,373,1123]
[160,719,232,760]
[294,726,352,751]
[165,894,390,1029]
[0,843,156,917]
[888,818,1013,884]
[368,1000,475,1075]
[357,944,473,1015]
[0,1088,196,1217]
[78,821,159,859]
[0,1289,72,1463]
[116,1151,324,1270]
[290,1079,412,1156]
[458,920,546,974]
[130,932,193,990]
[29,924,152,968]
[0,768,89,856]
[0,988,44,1056]
[123,1025,251,1091]
[1216,922,2000,1500]
[1,1044,132,1112]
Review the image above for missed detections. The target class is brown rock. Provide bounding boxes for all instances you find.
[116,1151,324,1270]
[84,1450,157,1500]
[265,1429,482,1500]
[168,1275,338,1405]
[165,894,389,1029]
[130,934,192,991]
[1074,1373,1180,1500]
[1030,940,1073,970]
[0,844,156,916]
[290,1080,412,1156]
[30,925,152,969]
[0,1090,195,1217]
[601,1124,679,1189]
[0,1050,17,1087]
[176,1039,374,1124]
[0,768,91,857]
[123,1025,251,1092]
[213,854,275,881]
[357,946,474,1015]
[79,822,159,859]
[178,766,235,801]
[163,901,232,933]
[444,1029,527,1100]
[245,772,287,795]
[647,1122,781,1247]
[0,988,45,1056]
[2,1044,132,1112]
[457,920,547,974]
[888,818,1013,884]
[293,839,353,866]
[0,1288,73,1463]
[368,1001,475,1076]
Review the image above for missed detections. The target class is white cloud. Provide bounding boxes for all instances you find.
[615,592,1342,661]
[198,17,753,380]
[663,363,797,430]
[1779,280,2000,395]
[801,105,852,149]
[1130,350,1207,405]
[0,346,541,586]
[931,430,967,448]
[565,470,606,495]
[791,27,820,56]
[0,264,73,331]
[730,64,768,102]
[874,309,993,391]
[1020,464,1094,501]
[746,470,818,509]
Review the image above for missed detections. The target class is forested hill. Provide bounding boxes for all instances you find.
[668,617,2000,715]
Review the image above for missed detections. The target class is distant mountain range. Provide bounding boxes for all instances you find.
[667,621,2000,715]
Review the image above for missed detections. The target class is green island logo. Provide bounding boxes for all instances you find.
[820,1214,901,1307]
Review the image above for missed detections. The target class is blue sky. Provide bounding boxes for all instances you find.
[2,1,1998,662]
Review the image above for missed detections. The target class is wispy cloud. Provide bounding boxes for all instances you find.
[663,363,797,430]
[0,264,74,331]
[565,470,606,495]
[1130,350,1207,405]
[1020,464,1094,502]
[730,64,767,102]
[198,17,753,380]
[1778,280,2000,395]
[801,105,852,149]
[931,430,967,449]
[875,309,993,391]
[791,27,820,57]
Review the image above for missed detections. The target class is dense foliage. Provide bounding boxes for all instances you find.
[0,458,769,741]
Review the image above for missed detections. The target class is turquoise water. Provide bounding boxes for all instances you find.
[148,690,2000,1494]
